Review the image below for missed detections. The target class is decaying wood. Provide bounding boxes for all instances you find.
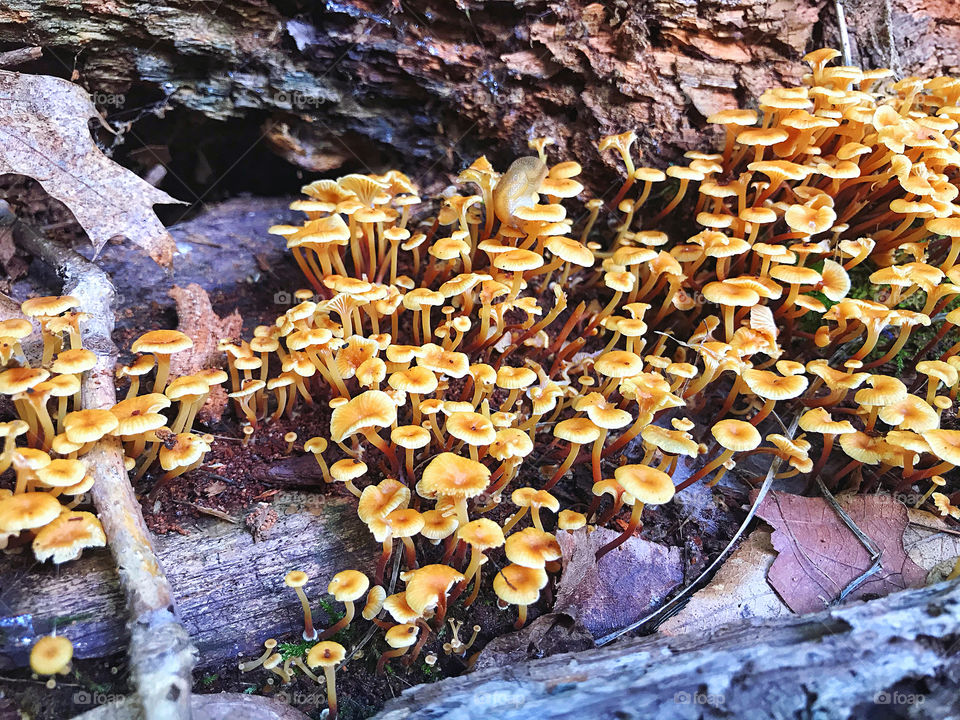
[1,492,372,671]
[77,692,312,720]
[4,206,194,720]
[374,577,960,720]
[0,0,956,186]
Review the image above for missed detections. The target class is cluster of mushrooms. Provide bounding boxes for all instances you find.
[0,294,218,567]
[10,49,960,714]
[227,50,960,714]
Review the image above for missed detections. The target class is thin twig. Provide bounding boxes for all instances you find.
[0,47,42,68]
[817,477,883,602]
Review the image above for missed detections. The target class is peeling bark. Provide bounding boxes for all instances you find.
[0,0,957,187]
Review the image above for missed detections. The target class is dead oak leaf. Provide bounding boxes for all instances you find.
[0,71,182,265]
[757,492,925,614]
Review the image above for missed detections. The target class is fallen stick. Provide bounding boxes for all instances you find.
[1,202,196,720]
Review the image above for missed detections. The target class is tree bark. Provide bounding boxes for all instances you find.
[374,577,960,720]
[0,0,957,186]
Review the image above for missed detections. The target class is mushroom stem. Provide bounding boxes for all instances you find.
[376,646,409,675]
[152,354,172,394]
[294,586,318,641]
[319,601,355,640]
[675,449,734,492]
[323,665,339,720]
[375,538,393,585]
[514,604,529,629]
[542,442,582,490]
[595,501,644,561]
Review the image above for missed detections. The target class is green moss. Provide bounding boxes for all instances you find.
[201,673,218,687]
[278,639,313,660]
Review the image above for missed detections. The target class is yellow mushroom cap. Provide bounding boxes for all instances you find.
[402,564,464,615]
[63,409,119,444]
[0,492,62,533]
[331,458,368,483]
[711,419,762,452]
[383,592,420,623]
[32,511,106,563]
[445,412,497,446]
[362,585,387,620]
[558,509,587,531]
[419,453,490,499]
[504,527,562,568]
[420,509,459,541]
[493,564,548,606]
[384,623,419,649]
[306,641,346,669]
[328,569,370,601]
[614,465,675,505]
[284,570,309,588]
[29,635,73,675]
[131,329,193,355]
[457,518,505,550]
[22,295,78,317]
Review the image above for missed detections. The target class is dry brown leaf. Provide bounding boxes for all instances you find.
[757,492,926,614]
[168,283,242,423]
[904,508,960,574]
[0,71,182,265]
[555,527,683,638]
[659,528,791,635]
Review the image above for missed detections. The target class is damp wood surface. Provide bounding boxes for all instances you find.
[0,492,373,670]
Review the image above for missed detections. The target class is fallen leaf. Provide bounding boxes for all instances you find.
[904,508,960,574]
[472,613,594,671]
[757,492,926,614]
[0,71,182,264]
[168,283,242,423]
[659,528,792,635]
[555,527,683,638]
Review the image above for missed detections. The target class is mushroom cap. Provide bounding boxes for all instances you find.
[362,585,387,620]
[328,569,370,601]
[854,375,908,406]
[159,433,210,471]
[284,570,309,588]
[51,348,96,374]
[743,369,809,400]
[32,511,105,563]
[614,465,676,506]
[711,419,762,451]
[595,350,644,378]
[702,281,760,307]
[798,408,856,435]
[419,453,490,499]
[165,374,210,400]
[493,248,544,272]
[385,623,420,649]
[381,508,424,540]
[504,527,562,568]
[420,509,459,541]
[0,366,50,395]
[391,425,431,450]
[496,366,537,390]
[487,429,535,460]
[558,509,587,531]
[917,360,959,387]
[402,564,464,615]
[553,417,602,444]
[839,431,887,465]
[44,374,81,398]
[878,395,939,432]
[0,492,62,533]
[29,635,73,675]
[35,459,86,488]
[357,479,409,523]
[546,236,594,267]
[0,318,34,339]
[64,409,120,443]
[641,425,699,457]
[457,518,505,550]
[22,295,79,317]
[306,641,346,669]
[383,592,421,623]
[493,564,548,606]
[388,366,439,395]
[445,412,496,446]
[922,430,960,465]
[330,390,398,442]
[331,458,368,483]
[131,329,193,355]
